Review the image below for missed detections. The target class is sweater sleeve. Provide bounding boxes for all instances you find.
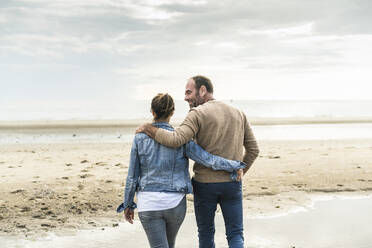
[154,110,200,148]
[242,113,260,172]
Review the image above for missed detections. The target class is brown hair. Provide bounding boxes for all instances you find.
[192,75,214,94]
[151,93,175,121]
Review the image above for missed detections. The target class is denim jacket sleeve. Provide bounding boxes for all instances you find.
[184,141,246,180]
[117,138,140,213]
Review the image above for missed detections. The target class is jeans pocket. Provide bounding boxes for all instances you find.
[138,211,156,223]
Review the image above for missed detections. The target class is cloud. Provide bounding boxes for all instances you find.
[159,0,372,35]
[1,0,372,103]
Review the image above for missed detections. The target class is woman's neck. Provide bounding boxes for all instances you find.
[154,118,169,123]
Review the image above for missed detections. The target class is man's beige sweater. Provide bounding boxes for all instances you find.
[155,100,259,183]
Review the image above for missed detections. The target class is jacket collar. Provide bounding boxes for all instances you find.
[152,122,172,128]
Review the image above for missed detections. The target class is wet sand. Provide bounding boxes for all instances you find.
[1,196,372,248]
[0,123,372,243]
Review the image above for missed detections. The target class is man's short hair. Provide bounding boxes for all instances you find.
[192,75,214,94]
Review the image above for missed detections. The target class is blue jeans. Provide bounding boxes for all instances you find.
[138,196,186,248]
[192,179,244,248]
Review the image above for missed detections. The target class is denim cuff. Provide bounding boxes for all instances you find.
[238,161,246,169]
[230,161,246,181]
[230,171,238,181]
[116,202,137,213]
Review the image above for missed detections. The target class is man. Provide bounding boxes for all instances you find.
[136,75,259,248]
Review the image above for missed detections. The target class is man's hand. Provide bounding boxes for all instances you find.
[124,208,135,224]
[135,123,149,134]
[236,169,244,181]
[135,123,157,138]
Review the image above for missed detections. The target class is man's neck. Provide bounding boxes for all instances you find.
[204,94,215,103]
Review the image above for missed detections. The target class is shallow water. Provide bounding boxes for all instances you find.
[245,195,372,247]
[1,196,372,248]
[0,127,136,144]
[2,100,372,121]
[254,123,372,141]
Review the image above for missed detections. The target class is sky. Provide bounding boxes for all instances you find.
[1,0,372,115]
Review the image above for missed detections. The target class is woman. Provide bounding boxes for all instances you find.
[117,93,245,248]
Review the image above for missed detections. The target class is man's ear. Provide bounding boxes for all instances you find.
[199,85,207,97]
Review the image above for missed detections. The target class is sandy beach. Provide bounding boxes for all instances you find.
[3,0,372,245]
[1,121,372,244]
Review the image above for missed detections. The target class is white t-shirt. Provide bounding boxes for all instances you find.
[137,191,185,212]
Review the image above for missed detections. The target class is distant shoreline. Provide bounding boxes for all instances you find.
[1,117,372,129]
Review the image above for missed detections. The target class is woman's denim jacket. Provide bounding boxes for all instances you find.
[117,122,246,212]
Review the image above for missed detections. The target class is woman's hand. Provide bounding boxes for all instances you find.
[236,169,243,181]
[124,208,135,224]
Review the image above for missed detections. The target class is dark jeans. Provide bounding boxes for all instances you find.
[138,196,186,248]
[192,179,244,248]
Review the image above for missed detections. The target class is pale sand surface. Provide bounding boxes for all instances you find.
[1,131,372,241]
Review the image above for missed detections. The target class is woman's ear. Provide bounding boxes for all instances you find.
[151,110,157,119]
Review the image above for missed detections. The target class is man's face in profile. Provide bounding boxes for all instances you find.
[184,79,202,108]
